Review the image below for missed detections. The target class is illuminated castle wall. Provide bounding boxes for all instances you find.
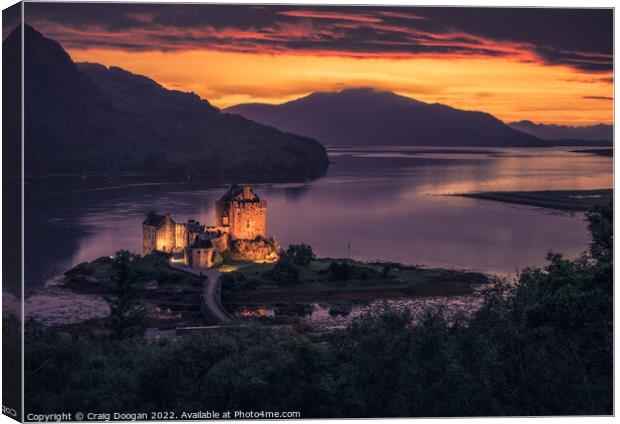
[142,185,274,269]
[142,213,193,255]
[215,185,267,240]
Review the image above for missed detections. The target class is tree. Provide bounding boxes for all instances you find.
[282,244,316,266]
[104,250,146,339]
[212,251,224,268]
[381,264,391,279]
[265,258,300,285]
[329,261,351,281]
[586,200,613,263]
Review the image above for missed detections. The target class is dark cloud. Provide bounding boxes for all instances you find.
[534,45,612,72]
[24,4,613,72]
[583,96,614,100]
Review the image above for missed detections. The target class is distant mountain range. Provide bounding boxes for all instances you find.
[508,120,613,144]
[225,88,547,148]
[8,25,328,180]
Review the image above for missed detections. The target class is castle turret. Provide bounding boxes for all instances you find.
[242,184,253,200]
[215,184,267,240]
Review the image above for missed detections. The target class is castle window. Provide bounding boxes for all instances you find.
[247,220,250,229]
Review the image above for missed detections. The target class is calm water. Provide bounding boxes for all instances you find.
[25,146,612,295]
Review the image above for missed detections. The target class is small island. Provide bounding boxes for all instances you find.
[222,257,486,304]
[61,184,489,334]
[571,148,613,157]
[457,188,613,212]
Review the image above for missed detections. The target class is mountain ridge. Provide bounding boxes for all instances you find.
[13,24,329,181]
[225,88,547,148]
[508,120,613,142]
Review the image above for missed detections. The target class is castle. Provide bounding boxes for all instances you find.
[143,185,277,268]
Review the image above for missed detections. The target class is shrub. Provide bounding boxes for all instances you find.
[230,271,246,281]
[281,244,315,266]
[220,273,237,286]
[265,259,300,285]
[104,250,146,340]
[329,261,352,281]
[381,264,391,279]
[212,252,224,268]
[156,271,170,285]
[243,278,260,290]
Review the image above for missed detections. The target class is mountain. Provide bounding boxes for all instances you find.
[225,88,546,147]
[508,120,613,143]
[12,24,328,180]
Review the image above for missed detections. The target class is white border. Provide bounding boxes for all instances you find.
[0,1,616,424]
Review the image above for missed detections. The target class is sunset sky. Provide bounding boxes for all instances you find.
[24,4,613,125]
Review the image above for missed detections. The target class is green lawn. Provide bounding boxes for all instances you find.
[221,258,487,304]
[64,252,202,294]
[459,189,612,212]
[62,252,205,329]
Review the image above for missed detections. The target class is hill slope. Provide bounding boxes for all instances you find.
[225,88,546,147]
[508,120,613,143]
[14,24,328,181]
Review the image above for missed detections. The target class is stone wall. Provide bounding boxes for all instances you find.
[155,216,177,253]
[227,236,279,262]
[210,233,229,253]
[188,247,214,269]
[175,223,188,250]
[229,200,267,240]
[188,230,201,246]
[143,225,157,255]
[214,200,228,227]
[215,197,267,241]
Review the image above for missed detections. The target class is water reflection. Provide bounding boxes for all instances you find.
[233,296,484,331]
[25,146,612,292]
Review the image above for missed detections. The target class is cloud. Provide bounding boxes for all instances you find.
[377,11,427,20]
[24,4,613,73]
[534,46,613,72]
[277,10,383,23]
[582,96,613,101]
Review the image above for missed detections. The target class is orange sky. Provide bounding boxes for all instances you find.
[25,4,613,126]
[68,47,613,126]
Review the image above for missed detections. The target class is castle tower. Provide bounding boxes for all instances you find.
[215,184,267,240]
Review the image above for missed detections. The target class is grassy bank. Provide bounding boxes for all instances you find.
[221,259,488,305]
[458,188,612,212]
[63,252,204,329]
[571,148,613,157]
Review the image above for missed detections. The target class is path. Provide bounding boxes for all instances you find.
[169,264,233,324]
